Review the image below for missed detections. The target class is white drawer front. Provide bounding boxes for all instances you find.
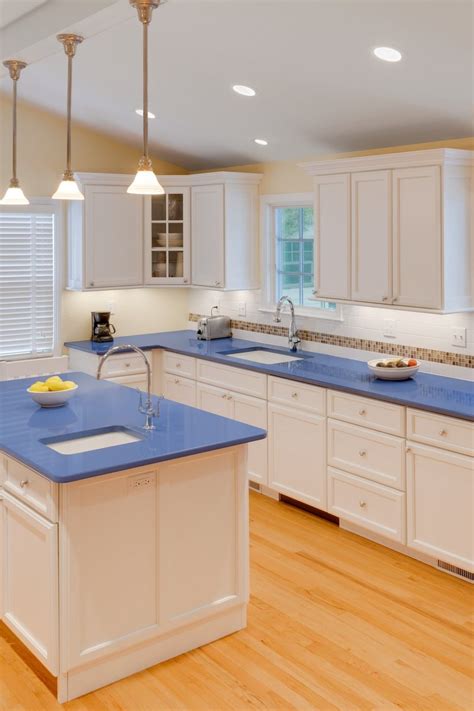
[327,389,405,436]
[268,376,326,415]
[407,409,474,456]
[1,455,58,522]
[197,360,267,399]
[327,419,405,490]
[328,467,406,543]
[163,352,196,379]
[163,373,197,407]
[100,351,150,377]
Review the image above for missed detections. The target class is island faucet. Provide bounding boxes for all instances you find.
[97,344,157,430]
[274,295,301,352]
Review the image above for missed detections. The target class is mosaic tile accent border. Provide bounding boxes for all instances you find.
[189,313,473,368]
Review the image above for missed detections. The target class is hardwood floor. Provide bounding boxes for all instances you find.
[1,491,473,710]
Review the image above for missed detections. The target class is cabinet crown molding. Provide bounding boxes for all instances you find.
[299,148,474,176]
[75,171,263,187]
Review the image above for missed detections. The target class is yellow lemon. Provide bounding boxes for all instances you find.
[29,382,49,393]
[61,381,77,390]
[45,375,63,386]
[48,380,69,391]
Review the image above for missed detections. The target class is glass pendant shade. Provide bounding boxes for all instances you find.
[0,183,29,205]
[52,175,84,201]
[127,168,164,195]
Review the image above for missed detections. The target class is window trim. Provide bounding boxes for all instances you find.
[259,193,343,321]
[0,198,63,360]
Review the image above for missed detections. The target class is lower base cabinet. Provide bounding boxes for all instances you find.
[163,373,197,407]
[406,444,474,571]
[0,491,58,674]
[268,403,326,509]
[197,383,268,485]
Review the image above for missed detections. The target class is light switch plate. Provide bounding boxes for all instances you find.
[383,319,396,339]
[451,327,467,348]
[238,302,246,317]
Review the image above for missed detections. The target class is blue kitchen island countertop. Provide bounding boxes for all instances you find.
[0,372,266,483]
[65,330,474,421]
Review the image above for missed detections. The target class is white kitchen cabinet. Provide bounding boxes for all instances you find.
[197,383,267,485]
[312,173,351,300]
[0,491,58,673]
[392,166,441,309]
[191,174,262,289]
[406,443,474,571]
[144,186,190,285]
[68,173,144,290]
[163,373,197,407]
[106,373,148,393]
[268,403,326,509]
[303,149,473,312]
[351,170,391,303]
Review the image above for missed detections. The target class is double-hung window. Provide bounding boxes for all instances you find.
[261,194,340,318]
[0,201,60,359]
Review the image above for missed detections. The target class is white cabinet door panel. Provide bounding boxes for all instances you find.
[163,373,197,407]
[232,392,268,486]
[191,185,224,287]
[1,492,58,674]
[392,166,441,308]
[196,383,232,418]
[313,173,350,300]
[351,170,391,303]
[406,444,474,570]
[268,403,326,509]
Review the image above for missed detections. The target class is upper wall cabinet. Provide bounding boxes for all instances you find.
[191,173,262,290]
[302,149,473,312]
[67,173,144,290]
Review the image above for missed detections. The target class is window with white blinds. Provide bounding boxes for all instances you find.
[0,206,57,359]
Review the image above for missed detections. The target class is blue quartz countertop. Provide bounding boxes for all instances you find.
[0,372,266,483]
[65,330,474,422]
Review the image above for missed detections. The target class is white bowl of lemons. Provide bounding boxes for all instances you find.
[27,375,78,407]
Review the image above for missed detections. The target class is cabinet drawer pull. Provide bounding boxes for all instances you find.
[359,500,367,508]
[359,449,367,457]
[215,281,221,287]
[406,447,412,453]
[291,392,299,398]
[439,429,448,436]
[20,479,29,488]
[312,289,319,295]
[125,362,131,368]
[227,394,233,400]
[174,378,180,384]
[221,393,227,398]
[393,297,399,303]
[176,362,181,368]
[382,296,388,302]
[358,409,366,416]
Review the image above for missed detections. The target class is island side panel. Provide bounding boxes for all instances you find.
[59,445,249,702]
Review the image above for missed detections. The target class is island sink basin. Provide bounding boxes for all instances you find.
[42,426,144,455]
[219,347,303,365]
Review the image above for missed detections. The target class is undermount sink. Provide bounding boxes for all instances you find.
[42,426,144,455]
[219,348,303,365]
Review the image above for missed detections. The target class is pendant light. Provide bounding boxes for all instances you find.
[52,34,84,200]
[0,60,29,205]
[127,0,164,195]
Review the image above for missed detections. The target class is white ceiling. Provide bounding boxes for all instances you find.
[0,0,48,30]
[1,0,472,170]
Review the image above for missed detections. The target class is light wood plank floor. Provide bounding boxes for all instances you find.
[1,491,473,711]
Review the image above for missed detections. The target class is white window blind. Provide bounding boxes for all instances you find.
[0,208,56,359]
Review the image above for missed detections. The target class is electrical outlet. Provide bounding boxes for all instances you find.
[238,302,246,317]
[383,319,396,339]
[128,474,154,491]
[106,300,115,315]
[451,327,467,348]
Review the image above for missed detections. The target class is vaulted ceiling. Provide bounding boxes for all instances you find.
[0,0,472,169]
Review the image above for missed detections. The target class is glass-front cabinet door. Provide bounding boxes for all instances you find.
[144,187,190,285]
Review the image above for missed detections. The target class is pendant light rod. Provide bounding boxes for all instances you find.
[57,33,83,179]
[143,19,148,161]
[4,60,27,187]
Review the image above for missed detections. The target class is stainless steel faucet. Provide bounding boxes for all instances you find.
[97,344,157,430]
[274,295,301,352]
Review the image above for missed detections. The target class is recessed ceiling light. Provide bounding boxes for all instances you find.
[373,46,402,62]
[254,138,268,146]
[135,109,156,118]
[233,84,256,97]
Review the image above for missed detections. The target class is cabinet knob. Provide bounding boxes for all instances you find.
[393,297,399,302]
[359,449,367,457]
[312,289,319,295]
[406,447,412,453]
[382,296,388,302]
[227,394,233,400]
[439,429,448,436]
[215,281,221,287]
[174,378,180,384]
[359,500,367,508]
[125,362,131,368]
[176,362,181,368]
[291,392,298,398]
[183,279,188,284]
[89,281,94,287]
[20,479,29,488]
[359,409,366,416]
[221,393,227,398]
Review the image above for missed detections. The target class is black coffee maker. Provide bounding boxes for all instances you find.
[91,311,116,343]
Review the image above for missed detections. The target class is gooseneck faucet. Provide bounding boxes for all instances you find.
[97,344,157,430]
[274,295,301,352]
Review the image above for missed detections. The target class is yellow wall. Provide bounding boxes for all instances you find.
[0,96,189,344]
[217,137,474,194]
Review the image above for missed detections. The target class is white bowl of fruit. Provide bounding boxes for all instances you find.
[368,357,420,380]
[27,375,78,407]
